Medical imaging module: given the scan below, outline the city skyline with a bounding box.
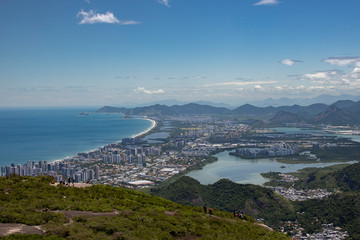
[1,0,360,107]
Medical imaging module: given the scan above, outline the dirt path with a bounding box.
[50,182,92,188]
[0,210,123,237]
[0,223,45,236]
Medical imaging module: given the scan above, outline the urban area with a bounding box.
[1,116,358,239]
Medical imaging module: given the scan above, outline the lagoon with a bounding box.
[187,127,360,186]
[187,151,356,186]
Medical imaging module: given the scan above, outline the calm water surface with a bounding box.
[0,108,152,166]
[188,127,360,185]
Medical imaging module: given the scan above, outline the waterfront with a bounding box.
[0,108,153,166]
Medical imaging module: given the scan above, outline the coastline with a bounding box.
[131,118,157,138]
[51,118,157,164]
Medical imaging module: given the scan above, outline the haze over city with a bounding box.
[1,0,360,107]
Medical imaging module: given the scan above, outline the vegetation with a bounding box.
[261,163,352,190]
[0,175,288,239]
[153,164,360,239]
[313,145,360,162]
[97,100,360,125]
[152,176,295,229]
[261,162,360,238]
[295,192,360,239]
[267,162,360,192]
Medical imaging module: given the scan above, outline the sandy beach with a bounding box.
[131,118,157,138]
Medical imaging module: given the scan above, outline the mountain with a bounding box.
[0,175,288,239]
[269,111,304,124]
[96,105,129,113]
[153,176,295,229]
[232,104,275,117]
[97,103,232,117]
[194,100,237,109]
[252,95,360,107]
[96,100,360,125]
[314,105,360,125]
[331,100,359,109]
[295,192,360,239]
[332,162,360,191]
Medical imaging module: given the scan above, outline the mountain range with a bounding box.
[96,99,360,126]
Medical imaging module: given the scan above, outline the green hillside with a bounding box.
[285,162,360,191]
[0,176,288,240]
[152,176,295,229]
[295,192,360,240]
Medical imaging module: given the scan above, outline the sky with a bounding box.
[1,0,360,107]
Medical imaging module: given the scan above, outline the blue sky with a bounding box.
[1,0,360,107]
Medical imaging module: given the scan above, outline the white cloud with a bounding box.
[77,10,140,25]
[303,71,338,80]
[134,87,164,94]
[157,0,170,7]
[280,59,302,66]
[203,80,277,87]
[353,68,360,73]
[254,0,279,6]
[308,86,325,90]
[254,85,262,89]
[184,76,206,80]
[323,56,360,66]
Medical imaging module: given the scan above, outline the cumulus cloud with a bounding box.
[77,10,140,25]
[134,87,164,94]
[323,56,360,67]
[280,59,302,66]
[254,0,279,6]
[254,85,262,89]
[353,68,360,73]
[157,0,170,7]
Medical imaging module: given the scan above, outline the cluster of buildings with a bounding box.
[0,160,100,184]
[270,186,333,201]
[235,144,296,158]
[93,145,162,167]
[277,173,299,183]
[292,223,348,239]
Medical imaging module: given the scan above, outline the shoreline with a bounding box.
[41,118,157,165]
[131,118,157,138]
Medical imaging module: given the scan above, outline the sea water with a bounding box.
[0,108,152,166]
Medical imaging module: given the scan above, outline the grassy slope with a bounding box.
[0,176,288,240]
[153,176,295,229]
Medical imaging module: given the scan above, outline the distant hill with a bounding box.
[96,99,360,125]
[0,175,288,239]
[152,176,295,229]
[331,162,360,191]
[295,192,360,239]
[313,105,360,125]
[290,162,360,191]
[252,94,360,107]
[269,111,304,124]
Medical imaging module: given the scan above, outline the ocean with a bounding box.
[0,108,152,166]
